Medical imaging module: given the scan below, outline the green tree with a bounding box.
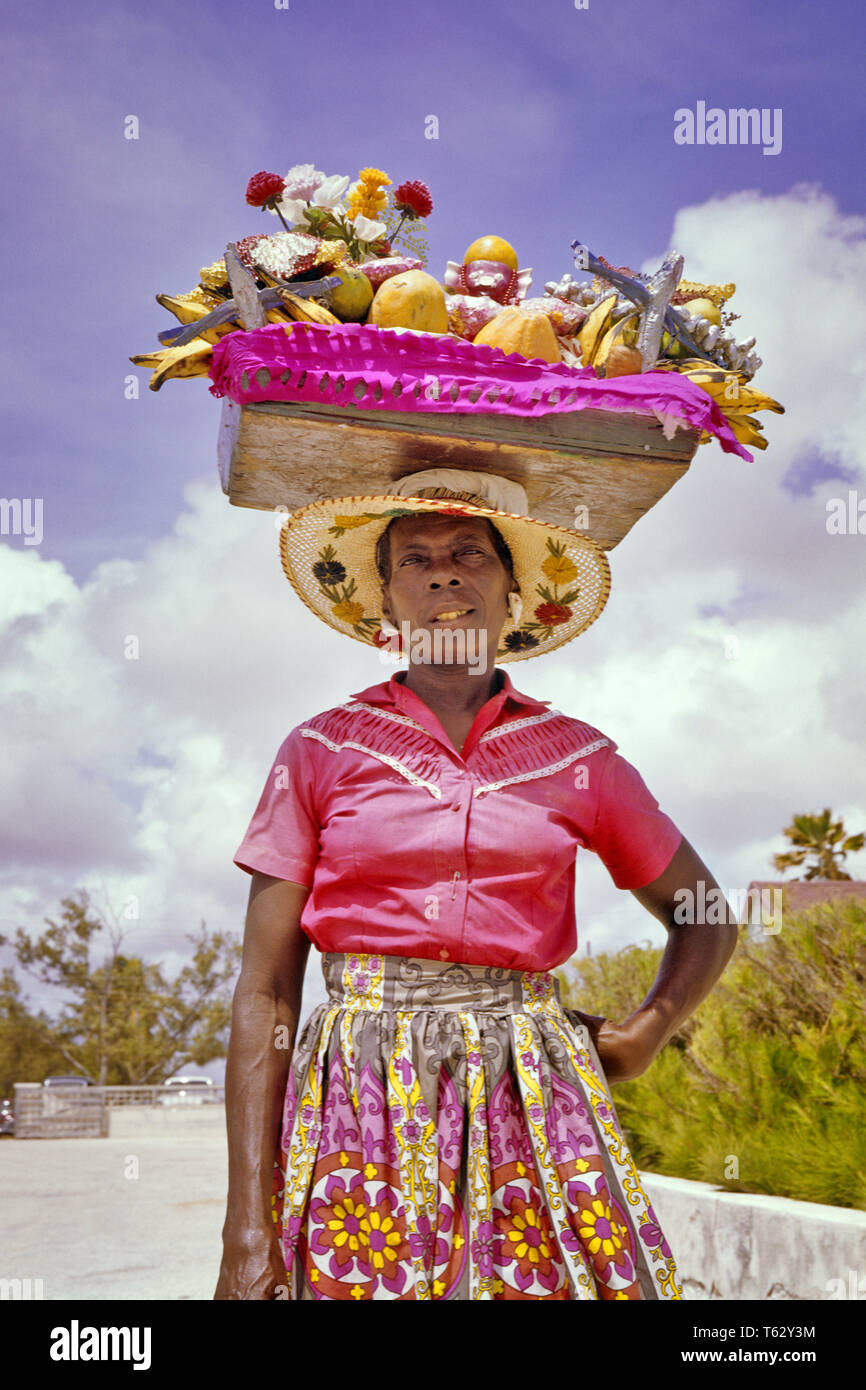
[0,968,68,1095]
[0,891,242,1087]
[773,808,865,880]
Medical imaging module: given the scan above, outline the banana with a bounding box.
[667,360,784,415]
[129,338,214,391]
[655,356,782,450]
[593,312,640,370]
[723,382,784,415]
[577,293,618,366]
[156,291,239,345]
[274,289,341,325]
[157,300,239,346]
[725,413,769,450]
[156,290,223,324]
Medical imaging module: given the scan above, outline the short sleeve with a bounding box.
[233,729,320,887]
[586,744,682,890]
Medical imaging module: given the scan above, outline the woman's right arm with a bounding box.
[214,871,311,1299]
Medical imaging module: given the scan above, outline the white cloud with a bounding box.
[3,186,865,1038]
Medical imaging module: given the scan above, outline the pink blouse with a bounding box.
[233,669,683,972]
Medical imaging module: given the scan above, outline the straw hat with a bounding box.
[278,469,611,662]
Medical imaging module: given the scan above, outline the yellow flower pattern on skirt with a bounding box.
[271,952,683,1301]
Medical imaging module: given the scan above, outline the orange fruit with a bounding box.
[464,235,519,270]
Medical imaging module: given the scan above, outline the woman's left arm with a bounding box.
[573,836,739,1083]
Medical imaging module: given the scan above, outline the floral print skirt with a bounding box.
[272,951,683,1301]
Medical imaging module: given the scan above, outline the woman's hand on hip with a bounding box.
[569,1009,663,1084]
[214,1224,289,1300]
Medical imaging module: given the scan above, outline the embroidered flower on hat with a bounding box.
[503,630,541,653]
[312,554,347,585]
[310,543,379,639]
[535,602,573,627]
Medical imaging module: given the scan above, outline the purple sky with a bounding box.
[2,0,865,1042]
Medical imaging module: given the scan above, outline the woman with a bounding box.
[214,468,737,1301]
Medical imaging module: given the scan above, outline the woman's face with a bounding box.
[381,514,517,667]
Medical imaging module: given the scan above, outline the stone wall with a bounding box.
[641,1171,866,1300]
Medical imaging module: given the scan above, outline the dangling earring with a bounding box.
[507,591,523,625]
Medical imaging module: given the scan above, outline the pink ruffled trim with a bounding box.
[207,321,752,460]
[302,701,610,791]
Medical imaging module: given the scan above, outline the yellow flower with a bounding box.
[350,1283,365,1299]
[577,1197,624,1259]
[542,553,578,585]
[328,1195,370,1254]
[332,599,365,624]
[507,1207,552,1263]
[347,168,391,222]
[333,513,375,530]
[364,1162,377,1180]
[359,166,391,187]
[347,190,389,220]
[368,1210,402,1269]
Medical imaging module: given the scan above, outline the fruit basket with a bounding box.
[131,161,784,550]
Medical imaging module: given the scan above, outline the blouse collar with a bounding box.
[350,668,550,713]
[348,669,551,756]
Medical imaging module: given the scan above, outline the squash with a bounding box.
[603,344,643,378]
[367,269,449,333]
[472,307,561,364]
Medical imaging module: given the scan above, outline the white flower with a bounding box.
[268,196,308,225]
[311,174,350,208]
[282,162,325,200]
[353,214,388,242]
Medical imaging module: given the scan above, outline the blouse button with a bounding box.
[450,803,461,812]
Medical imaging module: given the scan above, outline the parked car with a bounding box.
[0,1098,14,1136]
[159,1075,216,1106]
[41,1074,96,1117]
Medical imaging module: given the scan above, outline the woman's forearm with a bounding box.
[625,838,740,1052]
[222,972,304,1237]
[627,917,738,1048]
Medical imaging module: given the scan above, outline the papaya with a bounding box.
[367,270,449,333]
[473,307,561,364]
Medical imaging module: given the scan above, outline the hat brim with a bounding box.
[278,494,611,662]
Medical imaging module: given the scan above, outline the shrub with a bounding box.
[557,895,866,1209]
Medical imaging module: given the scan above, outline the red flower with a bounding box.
[245,171,287,208]
[393,179,433,219]
[535,602,572,627]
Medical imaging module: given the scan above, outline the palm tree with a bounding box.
[773,809,865,880]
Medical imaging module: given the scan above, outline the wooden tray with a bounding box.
[218,396,700,551]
